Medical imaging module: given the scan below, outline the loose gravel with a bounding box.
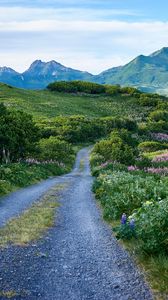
[0,148,153,300]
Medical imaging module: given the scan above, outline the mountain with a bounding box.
[95,47,168,94]
[22,60,94,89]
[1,47,168,93]
[0,60,93,90]
[0,67,24,88]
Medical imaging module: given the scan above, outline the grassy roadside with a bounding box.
[109,220,168,300]
[0,144,87,198]
[0,163,69,197]
[0,184,67,247]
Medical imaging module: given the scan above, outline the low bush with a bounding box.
[38,137,75,165]
[148,110,168,122]
[93,171,167,220]
[0,162,68,196]
[102,116,137,133]
[138,95,158,107]
[130,199,168,254]
[92,138,135,165]
[146,121,168,133]
[138,141,168,152]
[47,81,106,94]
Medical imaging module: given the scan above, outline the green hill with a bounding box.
[96,47,168,94]
[0,83,149,123]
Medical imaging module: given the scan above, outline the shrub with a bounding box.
[38,137,75,165]
[148,110,168,122]
[102,117,137,133]
[131,199,168,254]
[0,104,40,162]
[90,153,105,168]
[138,95,158,107]
[110,129,138,148]
[93,138,135,165]
[138,141,168,152]
[105,85,121,95]
[120,86,139,96]
[93,171,167,220]
[135,156,151,169]
[147,121,168,133]
[47,81,106,94]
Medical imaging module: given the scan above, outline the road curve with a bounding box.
[0,148,87,227]
[0,148,153,300]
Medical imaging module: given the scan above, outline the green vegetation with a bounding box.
[95,47,168,95]
[0,290,19,299]
[0,103,39,163]
[0,82,151,121]
[0,163,68,196]
[0,184,66,246]
[0,80,168,296]
[90,105,168,297]
[47,80,106,94]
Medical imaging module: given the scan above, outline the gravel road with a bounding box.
[0,148,153,300]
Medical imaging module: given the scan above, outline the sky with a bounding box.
[0,0,168,74]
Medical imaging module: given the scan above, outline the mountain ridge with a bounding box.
[1,47,168,94]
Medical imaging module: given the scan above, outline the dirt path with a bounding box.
[0,148,153,299]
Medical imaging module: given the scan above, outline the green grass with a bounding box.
[144,150,168,159]
[122,240,168,300]
[0,163,69,197]
[0,184,67,246]
[0,290,19,299]
[0,83,150,122]
[110,219,168,299]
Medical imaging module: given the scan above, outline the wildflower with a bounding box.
[147,167,168,175]
[151,132,168,141]
[129,219,135,230]
[128,166,139,171]
[152,153,168,162]
[121,213,127,225]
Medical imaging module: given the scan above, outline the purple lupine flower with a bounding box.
[121,213,127,225]
[129,219,135,230]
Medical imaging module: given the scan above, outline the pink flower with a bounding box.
[152,153,168,162]
[151,132,168,141]
[128,166,139,171]
[147,167,168,175]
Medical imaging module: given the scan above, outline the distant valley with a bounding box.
[1,47,168,94]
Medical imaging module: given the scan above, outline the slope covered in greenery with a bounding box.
[96,47,168,95]
[0,83,155,122]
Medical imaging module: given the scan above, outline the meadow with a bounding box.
[1,81,168,297]
[0,83,150,122]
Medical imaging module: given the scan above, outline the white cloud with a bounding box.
[0,5,167,74]
[0,6,139,22]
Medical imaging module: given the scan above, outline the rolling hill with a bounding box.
[0,83,149,123]
[96,47,168,94]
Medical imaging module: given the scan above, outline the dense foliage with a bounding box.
[91,106,168,258]
[47,81,106,94]
[38,137,75,164]
[0,103,39,163]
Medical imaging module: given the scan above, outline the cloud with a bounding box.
[0,6,139,23]
[0,5,167,74]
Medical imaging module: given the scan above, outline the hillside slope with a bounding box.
[0,83,149,122]
[96,47,168,94]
